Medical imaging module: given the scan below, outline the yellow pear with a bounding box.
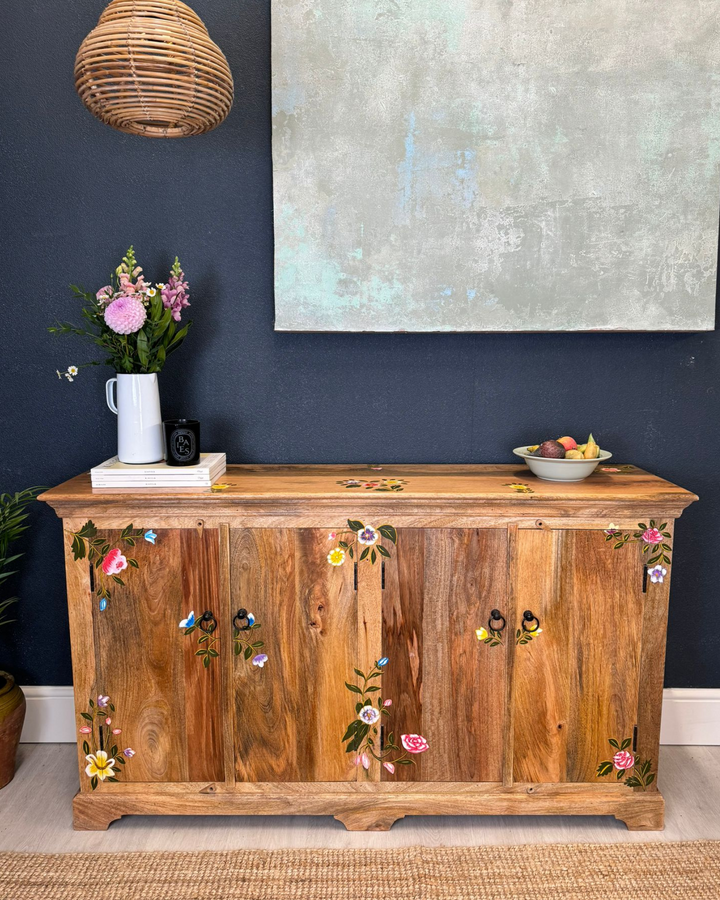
[583,433,600,459]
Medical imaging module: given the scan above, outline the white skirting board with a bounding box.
[18,686,720,745]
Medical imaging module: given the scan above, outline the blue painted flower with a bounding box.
[179,611,195,629]
[357,526,379,545]
[376,657,389,668]
[252,654,268,668]
[247,613,255,627]
[144,530,157,544]
[99,598,107,612]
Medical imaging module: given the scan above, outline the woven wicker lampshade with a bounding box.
[75,0,234,138]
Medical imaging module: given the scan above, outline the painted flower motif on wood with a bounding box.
[327,520,397,566]
[596,736,656,790]
[180,610,266,669]
[475,624,542,647]
[336,477,408,492]
[342,658,428,774]
[79,695,135,790]
[504,482,535,494]
[604,519,672,570]
[68,521,155,609]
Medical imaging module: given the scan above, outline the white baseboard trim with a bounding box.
[659,688,720,746]
[19,686,720,745]
[20,686,76,743]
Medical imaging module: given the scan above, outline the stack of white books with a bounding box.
[91,453,227,488]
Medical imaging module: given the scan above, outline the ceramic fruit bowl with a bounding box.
[513,447,613,482]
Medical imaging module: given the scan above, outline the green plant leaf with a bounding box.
[81,712,93,721]
[345,682,362,694]
[244,646,252,660]
[91,776,98,791]
[596,761,613,777]
[378,525,397,544]
[371,549,377,564]
[353,668,365,679]
[359,547,369,561]
[376,545,390,558]
[82,741,90,754]
[645,772,655,786]
[347,520,364,532]
[620,737,631,750]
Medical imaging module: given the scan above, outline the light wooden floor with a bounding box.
[1,744,719,852]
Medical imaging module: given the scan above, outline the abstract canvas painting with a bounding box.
[272,1,719,332]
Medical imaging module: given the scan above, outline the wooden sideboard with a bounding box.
[40,464,697,831]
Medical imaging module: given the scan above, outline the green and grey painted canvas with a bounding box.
[272,1,719,332]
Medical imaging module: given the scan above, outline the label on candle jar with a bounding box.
[169,428,196,462]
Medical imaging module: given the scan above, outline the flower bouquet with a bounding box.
[49,246,191,377]
[49,247,193,463]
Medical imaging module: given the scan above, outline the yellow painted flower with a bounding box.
[85,750,116,781]
[475,627,488,641]
[327,547,346,566]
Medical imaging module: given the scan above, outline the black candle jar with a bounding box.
[164,419,201,466]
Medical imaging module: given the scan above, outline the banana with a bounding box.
[583,433,600,459]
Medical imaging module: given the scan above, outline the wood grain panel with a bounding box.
[381,529,425,782]
[512,529,569,782]
[93,529,223,783]
[514,529,645,783]
[232,529,357,782]
[382,529,507,783]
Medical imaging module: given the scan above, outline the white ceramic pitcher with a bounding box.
[105,373,164,464]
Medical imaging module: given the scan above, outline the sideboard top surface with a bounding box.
[40,465,698,516]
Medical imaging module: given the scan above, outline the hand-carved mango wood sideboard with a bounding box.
[40,464,697,832]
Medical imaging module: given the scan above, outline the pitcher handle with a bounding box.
[105,378,118,415]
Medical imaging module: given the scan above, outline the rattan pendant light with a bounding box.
[75,0,234,138]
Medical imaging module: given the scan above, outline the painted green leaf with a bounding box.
[397,759,414,765]
[81,712,93,721]
[348,520,364,532]
[345,682,362,694]
[625,776,641,788]
[91,776,98,791]
[353,668,365,679]
[370,549,377,564]
[348,547,354,559]
[112,575,124,585]
[359,547,369,561]
[203,655,210,668]
[339,541,349,549]
[365,686,381,693]
[596,761,613,776]
[620,737,631,750]
[377,545,390,558]
[608,738,620,749]
[71,534,86,561]
[127,558,139,568]
[82,740,90,754]
[639,523,648,530]
[244,646,252,660]
[616,769,625,780]
[378,525,397,544]
[234,644,241,656]
[208,648,219,657]
[342,721,360,741]
[252,641,264,649]
[645,773,655,786]
[78,521,97,539]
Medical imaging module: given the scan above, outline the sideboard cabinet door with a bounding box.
[87,528,224,783]
[512,528,646,783]
[381,528,509,782]
[230,528,358,782]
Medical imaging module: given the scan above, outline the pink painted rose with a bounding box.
[401,734,429,754]
[383,762,395,774]
[79,726,91,734]
[383,699,392,707]
[102,548,127,576]
[361,753,370,770]
[613,750,635,770]
[641,528,663,545]
[112,728,122,735]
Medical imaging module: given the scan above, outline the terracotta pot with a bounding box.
[0,672,26,789]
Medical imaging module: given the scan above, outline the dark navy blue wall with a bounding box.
[1,1,717,686]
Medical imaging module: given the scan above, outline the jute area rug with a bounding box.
[2,841,719,900]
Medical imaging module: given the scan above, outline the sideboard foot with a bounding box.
[334,810,406,831]
[615,794,665,831]
[73,793,123,831]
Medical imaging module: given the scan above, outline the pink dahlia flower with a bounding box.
[104,297,147,334]
[102,547,127,575]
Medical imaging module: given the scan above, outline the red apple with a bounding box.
[557,436,577,451]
